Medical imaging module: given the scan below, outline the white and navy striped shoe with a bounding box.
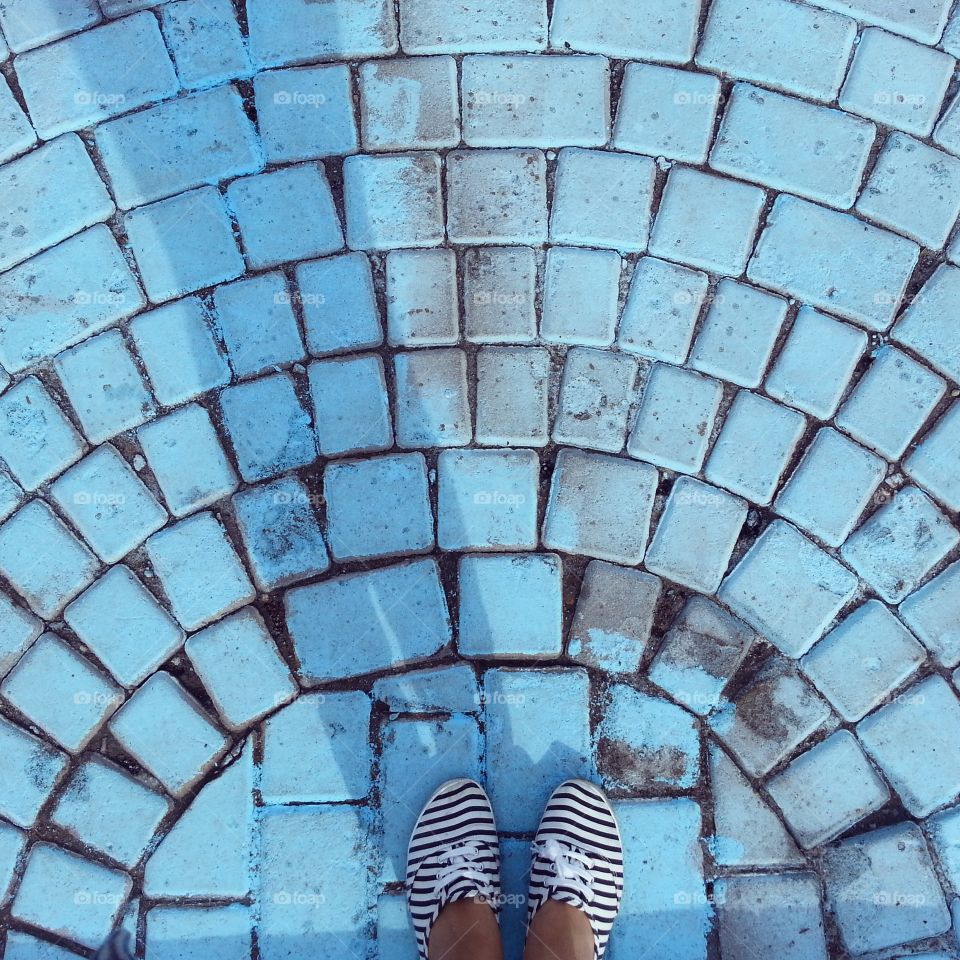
[526,779,624,960]
[406,779,502,960]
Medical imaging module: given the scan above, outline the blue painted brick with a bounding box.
[213,273,305,379]
[373,664,480,715]
[458,554,562,657]
[162,0,252,89]
[309,354,393,456]
[146,905,251,960]
[0,0,99,54]
[297,252,383,356]
[0,716,67,827]
[125,187,244,302]
[324,454,434,562]
[0,75,36,164]
[53,330,155,444]
[386,248,459,346]
[219,373,316,483]
[906,401,960,513]
[254,64,358,163]
[130,298,230,407]
[399,0,545,54]
[138,404,238,517]
[475,346,550,448]
[541,247,621,346]
[437,448,539,550]
[893,264,960,383]
[0,589,39,677]
[463,247,538,344]
[232,477,330,591]
[394,349,471,448]
[228,164,344,270]
[285,560,451,683]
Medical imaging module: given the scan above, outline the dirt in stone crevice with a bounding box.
[598,735,691,794]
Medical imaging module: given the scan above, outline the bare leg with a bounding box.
[429,898,504,960]
[523,901,594,960]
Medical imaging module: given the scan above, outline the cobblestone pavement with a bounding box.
[1,1,960,958]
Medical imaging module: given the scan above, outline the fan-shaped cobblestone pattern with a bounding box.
[1,1,960,958]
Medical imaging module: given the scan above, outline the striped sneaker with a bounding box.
[406,779,502,960]
[526,780,624,960]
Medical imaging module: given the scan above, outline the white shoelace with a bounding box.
[537,838,596,905]
[433,841,494,901]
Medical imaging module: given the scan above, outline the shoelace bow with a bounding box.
[433,840,495,902]
[537,838,596,905]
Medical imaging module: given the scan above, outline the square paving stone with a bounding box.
[1,632,121,752]
[254,64,358,163]
[775,428,886,548]
[373,664,480,716]
[0,500,99,619]
[857,134,960,250]
[649,596,755,715]
[324,453,434,562]
[186,609,296,731]
[842,486,959,604]
[379,714,481,882]
[551,0,700,61]
[64,565,185,688]
[768,730,889,849]
[0,376,84,491]
[697,0,856,102]
[893,264,960,383]
[344,152,443,250]
[398,0,546,53]
[437,449,539,551]
[227,164,344,269]
[458,554,562,657]
[446,149,547,245]
[232,477,329,592]
[906,400,960,511]
[542,449,658,565]
[52,757,170,868]
[840,27,954,137]
[709,655,834,777]
[483,669,592,832]
[613,63,720,164]
[309,354,393,457]
[212,273,305,379]
[146,904,252,960]
[541,247,621,347]
[109,672,228,797]
[721,520,858,657]
[627,363,723,474]
[259,805,372,960]
[138,404,238,517]
[0,470,22,526]
[748,196,919,332]
[708,746,803,868]
[928,805,960,894]
[360,56,459,151]
[53,331,155,444]
[689,281,788,388]
[162,0,252,89]
[144,512,255,631]
[0,820,25,902]
[476,347,550,447]
[838,346,946,460]
[125,187,244,302]
[650,166,766,277]
[296,252,383,357]
[822,823,951,955]
[550,148,655,252]
[857,675,960,817]
[617,257,709,364]
[0,591,40,679]
[715,873,829,960]
[261,691,371,803]
[936,90,960,154]
[765,307,868,419]
[50,445,167,564]
[553,348,638,453]
[900,560,960,668]
[463,247,538,343]
[386,248,459,346]
[596,684,700,792]
[0,76,35,165]
[0,716,68,828]
[461,54,609,148]
[394,348,471,448]
[801,600,927,722]
[645,477,747,594]
[285,560,451,683]
[568,561,661,675]
[0,0,99,53]
[219,373,316,483]
[11,843,131,949]
[130,298,230,407]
